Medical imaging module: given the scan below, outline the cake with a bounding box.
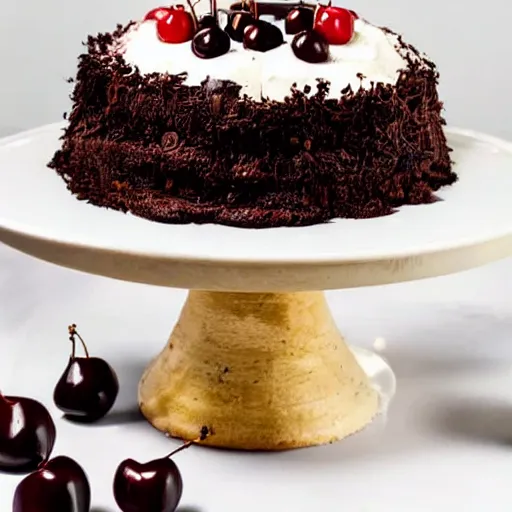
[49,0,457,228]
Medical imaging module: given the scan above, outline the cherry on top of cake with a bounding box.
[143,1,359,62]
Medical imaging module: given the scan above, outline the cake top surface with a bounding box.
[104,2,430,102]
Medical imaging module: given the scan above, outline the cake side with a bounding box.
[49,9,456,228]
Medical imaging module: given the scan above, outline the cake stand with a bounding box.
[0,123,512,451]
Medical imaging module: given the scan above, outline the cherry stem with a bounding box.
[167,441,194,458]
[0,394,14,405]
[166,427,210,459]
[186,0,199,32]
[69,335,76,359]
[211,0,217,24]
[252,0,258,19]
[68,324,90,359]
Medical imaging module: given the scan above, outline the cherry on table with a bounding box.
[314,4,354,45]
[285,6,314,35]
[0,394,56,474]
[225,10,255,42]
[157,5,196,43]
[144,7,172,22]
[192,26,231,58]
[243,20,284,52]
[114,427,210,512]
[53,324,119,423]
[13,456,91,512]
[114,457,182,512]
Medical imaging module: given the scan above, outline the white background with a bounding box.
[1,1,512,511]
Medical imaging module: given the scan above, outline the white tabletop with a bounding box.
[0,242,511,511]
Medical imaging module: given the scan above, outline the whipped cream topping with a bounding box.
[115,15,415,102]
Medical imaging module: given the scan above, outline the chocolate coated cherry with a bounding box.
[53,324,119,423]
[285,6,314,34]
[292,30,330,63]
[0,394,56,474]
[198,13,217,30]
[13,456,91,512]
[243,20,284,52]
[192,26,231,58]
[225,10,255,42]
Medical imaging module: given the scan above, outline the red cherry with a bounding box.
[157,5,195,44]
[314,5,354,45]
[144,7,172,22]
[316,4,327,19]
[349,10,359,19]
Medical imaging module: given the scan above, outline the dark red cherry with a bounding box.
[53,324,119,423]
[225,10,255,42]
[292,30,329,63]
[157,5,195,43]
[285,6,314,34]
[0,394,56,474]
[243,20,284,52]
[314,5,354,45]
[198,14,217,30]
[114,457,183,512]
[13,456,91,512]
[192,26,231,58]
[144,7,172,22]
[349,9,359,19]
[113,427,210,512]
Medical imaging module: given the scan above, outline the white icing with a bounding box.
[116,15,414,101]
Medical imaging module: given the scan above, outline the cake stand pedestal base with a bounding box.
[138,291,384,450]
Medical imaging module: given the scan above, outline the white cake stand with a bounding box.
[0,123,511,450]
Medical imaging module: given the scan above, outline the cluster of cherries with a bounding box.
[288,3,358,63]
[144,1,358,62]
[1,325,200,512]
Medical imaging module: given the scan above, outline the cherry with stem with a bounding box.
[114,427,211,512]
[53,324,119,423]
[68,324,89,359]
[13,456,91,512]
[193,0,231,58]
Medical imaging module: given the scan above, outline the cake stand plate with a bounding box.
[1,123,512,291]
[0,123,511,450]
